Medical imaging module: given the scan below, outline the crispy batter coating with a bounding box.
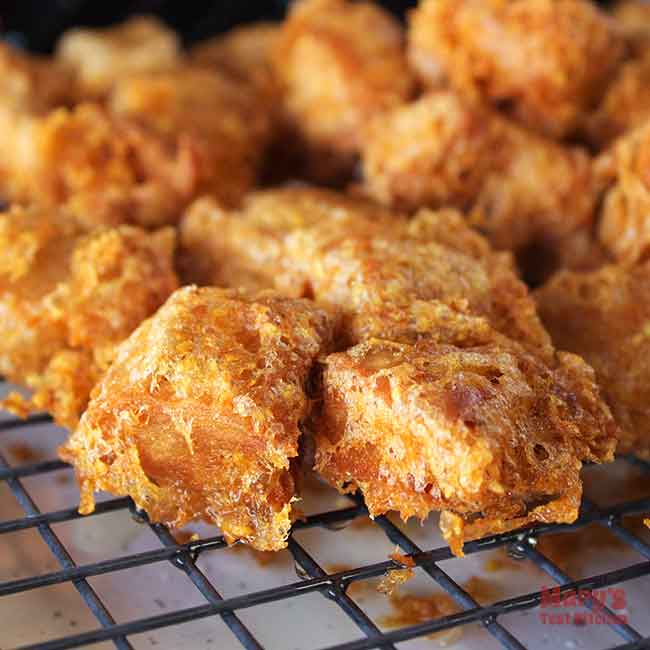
[178,187,617,553]
[0,103,197,229]
[536,261,650,458]
[60,286,339,550]
[408,0,625,139]
[361,91,600,255]
[315,332,617,555]
[585,53,650,148]
[272,0,415,181]
[0,67,268,227]
[0,43,73,114]
[56,16,181,97]
[0,204,178,428]
[109,68,271,207]
[596,120,650,265]
[190,22,281,100]
[179,188,553,358]
[612,0,650,55]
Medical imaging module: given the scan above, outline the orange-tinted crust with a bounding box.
[272,0,415,182]
[596,121,650,265]
[60,286,339,550]
[408,0,625,139]
[536,261,650,459]
[0,204,178,428]
[55,16,181,98]
[315,334,616,555]
[361,91,600,257]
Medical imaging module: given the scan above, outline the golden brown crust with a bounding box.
[408,0,625,139]
[0,204,178,428]
[179,188,553,358]
[0,66,269,227]
[585,53,650,148]
[535,261,650,459]
[60,286,339,550]
[315,333,616,554]
[596,121,650,265]
[0,43,74,114]
[56,16,182,98]
[361,91,600,256]
[272,0,415,181]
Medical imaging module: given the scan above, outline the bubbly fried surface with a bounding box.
[0,103,197,228]
[190,22,281,99]
[0,43,73,114]
[56,16,181,97]
[0,205,178,428]
[315,333,617,555]
[60,286,339,550]
[109,68,271,208]
[585,53,650,148]
[179,187,617,552]
[596,120,650,265]
[0,67,268,227]
[361,91,600,255]
[536,262,650,459]
[179,188,553,358]
[272,0,414,181]
[408,0,625,139]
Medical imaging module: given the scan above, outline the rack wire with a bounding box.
[1,408,650,650]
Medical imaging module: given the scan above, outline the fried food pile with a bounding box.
[2,0,650,555]
[179,188,617,553]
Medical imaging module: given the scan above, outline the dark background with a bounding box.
[0,0,418,52]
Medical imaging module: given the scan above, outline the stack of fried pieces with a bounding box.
[1,0,649,556]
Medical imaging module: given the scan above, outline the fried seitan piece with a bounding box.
[179,188,553,358]
[272,0,415,182]
[60,286,338,550]
[536,261,650,459]
[109,67,270,209]
[0,67,268,227]
[315,332,617,555]
[361,91,600,257]
[585,53,650,149]
[596,120,650,265]
[56,16,181,98]
[0,43,73,114]
[190,22,281,100]
[0,205,178,428]
[408,0,625,139]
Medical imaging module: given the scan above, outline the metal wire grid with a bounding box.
[1,412,650,650]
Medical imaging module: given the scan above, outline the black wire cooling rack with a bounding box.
[1,409,650,650]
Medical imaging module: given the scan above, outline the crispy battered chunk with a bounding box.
[56,16,181,97]
[596,120,650,265]
[536,261,650,458]
[190,22,281,99]
[315,333,616,555]
[585,53,650,148]
[0,103,197,229]
[179,188,553,358]
[0,66,268,227]
[612,0,650,55]
[272,0,415,181]
[361,91,599,256]
[0,205,178,428]
[60,286,339,550]
[109,68,271,208]
[408,0,625,139]
[0,43,73,114]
